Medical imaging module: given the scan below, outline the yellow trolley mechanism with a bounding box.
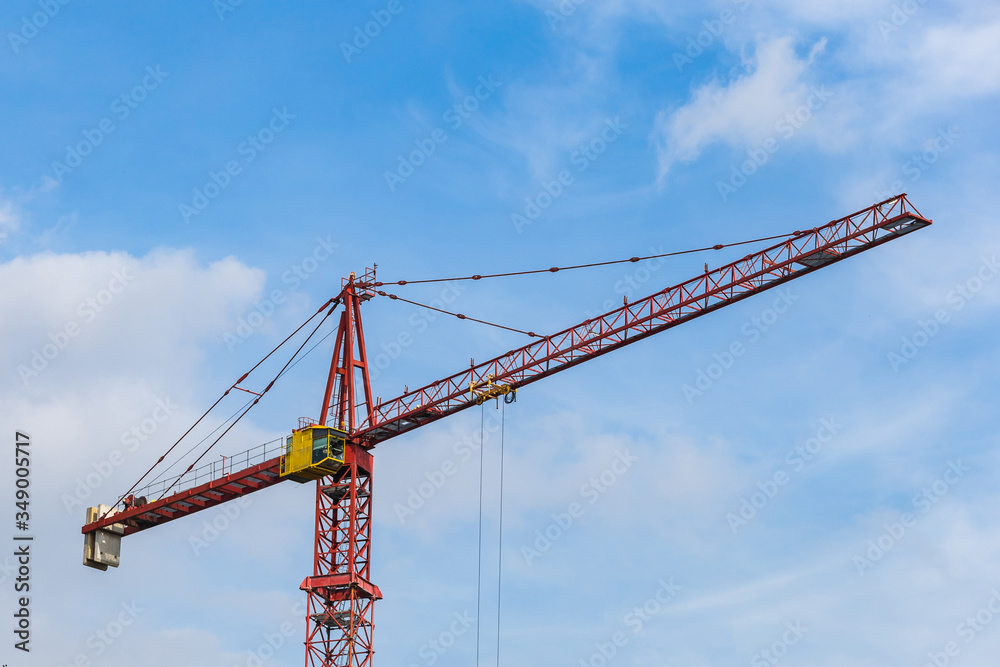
[469,373,516,407]
[280,424,348,483]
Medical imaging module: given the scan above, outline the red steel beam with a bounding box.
[83,456,282,535]
[356,194,931,444]
[83,194,931,537]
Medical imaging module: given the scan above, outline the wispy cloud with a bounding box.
[0,194,18,242]
[473,53,624,180]
[652,37,827,184]
[903,18,1000,100]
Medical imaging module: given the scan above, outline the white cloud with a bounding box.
[0,178,64,244]
[474,53,623,180]
[1,248,266,392]
[0,248,350,511]
[566,0,681,28]
[513,0,999,194]
[765,0,893,25]
[652,37,827,183]
[0,247,330,665]
[379,408,742,544]
[905,18,1000,99]
[519,0,682,33]
[0,198,17,228]
[0,193,19,242]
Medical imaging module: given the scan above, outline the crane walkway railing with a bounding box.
[129,437,286,504]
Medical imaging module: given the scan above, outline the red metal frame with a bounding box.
[302,441,379,666]
[305,276,380,666]
[356,195,930,444]
[87,457,283,536]
[320,273,375,432]
[81,195,932,665]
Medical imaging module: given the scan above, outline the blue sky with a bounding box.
[2,1,1000,665]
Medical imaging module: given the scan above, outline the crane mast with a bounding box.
[81,194,932,666]
[303,269,379,666]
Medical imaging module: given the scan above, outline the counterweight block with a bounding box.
[83,504,124,570]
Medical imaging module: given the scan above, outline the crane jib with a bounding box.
[361,196,930,445]
[81,195,931,546]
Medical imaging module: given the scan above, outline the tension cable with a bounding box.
[376,291,537,338]
[104,297,340,520]
[374,232,801,287]
[154,298,340,501]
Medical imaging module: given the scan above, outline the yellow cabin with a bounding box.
[280,425,347,482]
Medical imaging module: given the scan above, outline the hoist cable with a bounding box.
[376,291,537,338]
[475,404,486,667]
[496,400,506,667]
[373,232,800,287]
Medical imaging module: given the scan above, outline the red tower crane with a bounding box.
[82,195,931,665]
